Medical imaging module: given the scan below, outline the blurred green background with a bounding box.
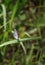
[0,0,45,65]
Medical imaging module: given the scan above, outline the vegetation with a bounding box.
[0,0,45,65]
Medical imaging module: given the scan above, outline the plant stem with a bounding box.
[0,36,41,48]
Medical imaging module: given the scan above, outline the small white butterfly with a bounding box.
[13,29,18,39]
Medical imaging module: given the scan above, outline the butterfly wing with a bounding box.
[13,29,18,39]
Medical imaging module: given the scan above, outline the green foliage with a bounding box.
[0,0,45,65]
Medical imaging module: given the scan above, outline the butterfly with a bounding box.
[13,29,19,39]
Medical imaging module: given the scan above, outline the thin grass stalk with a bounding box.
[0,36,41,48]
